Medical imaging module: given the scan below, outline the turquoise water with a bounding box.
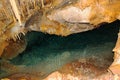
[0,21,120,78]
[12,21,119,65]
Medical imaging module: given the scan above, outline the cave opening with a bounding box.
[0,21,120,79]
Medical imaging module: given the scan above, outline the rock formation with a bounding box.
[0,0,120,79]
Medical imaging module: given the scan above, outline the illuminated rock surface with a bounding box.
[1,38,27,59]
[0,0,120,80]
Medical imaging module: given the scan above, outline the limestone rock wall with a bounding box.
[0,1,120,79]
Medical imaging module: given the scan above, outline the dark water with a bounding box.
[0,21,120,78]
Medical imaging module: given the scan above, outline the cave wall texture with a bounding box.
[0,0,120,79]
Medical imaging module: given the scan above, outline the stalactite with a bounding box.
[8,4,16,22]
[41,0,45,8]
[2,8,9,20]
[0,9,4,19]
[9,0,22,25]
[34,0,36,9]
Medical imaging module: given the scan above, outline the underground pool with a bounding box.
[0,21,120,79]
